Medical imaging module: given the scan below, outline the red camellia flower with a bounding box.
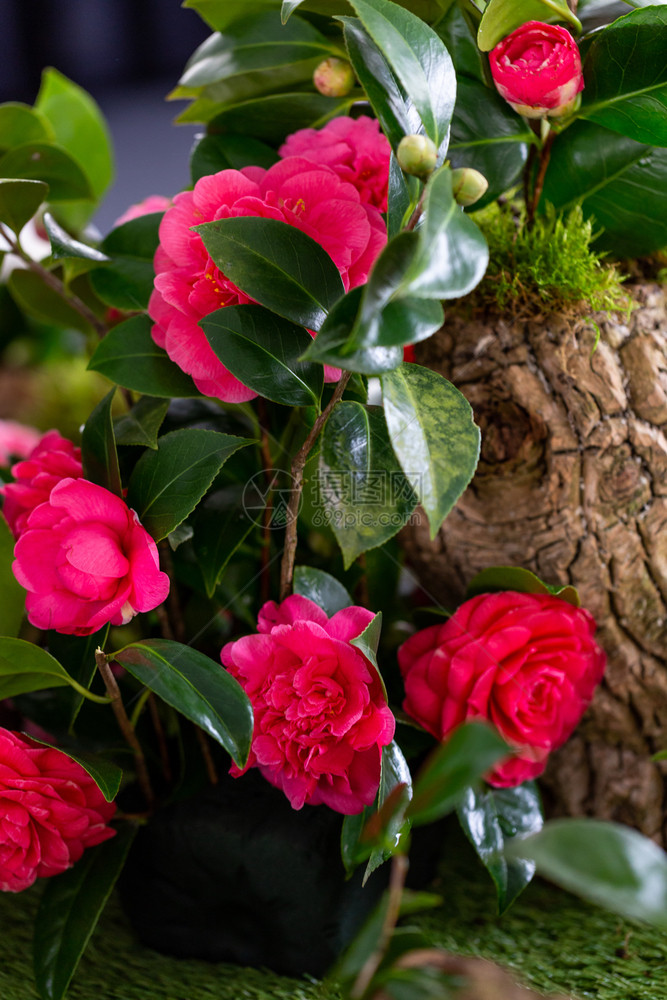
[1,430,83,538]
[221,595,396,814]
[398,591,606,787]
[0,729,116,893]
[12,478,170,636]
[278,116,391,211]
[489,21,584,119]
[149,157,387,401]
[114,194,172,227]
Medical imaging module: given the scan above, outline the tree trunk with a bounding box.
[405,280,667,843]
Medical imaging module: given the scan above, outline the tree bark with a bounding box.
[404,280,667,843]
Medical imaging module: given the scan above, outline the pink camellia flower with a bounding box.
[221,595,396,814]
[0,728,116,893]
[12,478,170,636]
[398,591,606,787]
[149,157,387,401]
[278,116,391,211]
[114,194,172,227]
[489,21,584,119]
[1,430,83,538]
[0,420,41,467]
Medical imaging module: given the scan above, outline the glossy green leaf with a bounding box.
[0,638,78,700]
[34,823,137,1000]
[381,362,480,538]
[346,0,456,149]
[87,315,201,399]
[114,639,253,767]
[282,0,307,20]
[192,486,255,597]
[35,68,114,200]
[126,428,253,541]
[318,401,417,568]
[0,178,48,235]
[387,153,418,238]
[579,8,667,146]
[43,212,109,262]
[200,304,324,406]
[195,217,345,331]
[458,782,543,914]
[184,0,293,31]
[7,269,94,333]
[0,143,92,201]
[478,0,581,51]
[113,396,169,450]
[434,2,485,80]
[193,91,355,135]
[449,77,533,207]
[350,611,383,676]
[0,102,55,148]
[506,818,667,929]
[466,565,581,606]
[90,212,162,311]
[81,389,122,498]
[293,565,353,614]
[190,133,278,184]
[44,626,110,731]
[407,722,509,827]
[541,120,667,257]
[25,737,122,803]
[0,514,25,638]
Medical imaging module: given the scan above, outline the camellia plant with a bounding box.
[0,1,667,998]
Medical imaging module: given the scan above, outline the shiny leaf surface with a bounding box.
[0,638,77,700]
[113,397,169,450]
[0,143,92,201]
[478,0,581,51]
[90,212,162,311]
[81,389,122,498]
[0,178,48,235]
[293,565,353,615]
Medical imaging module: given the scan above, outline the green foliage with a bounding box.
[470,202,632,314]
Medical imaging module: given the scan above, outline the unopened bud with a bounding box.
[451,167,488,207]
[396,134,438,178]
[313,58,355,98]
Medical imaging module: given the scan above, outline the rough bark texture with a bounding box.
[404,281,667,844]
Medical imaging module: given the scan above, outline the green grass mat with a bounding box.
[1,829,666,1000]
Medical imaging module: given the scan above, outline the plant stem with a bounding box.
[279,371,351,601]
[257,398,275,604]
[527,130,555,227]
[405,186,427,232]
[95,647,155,807]
[350,853,410,998]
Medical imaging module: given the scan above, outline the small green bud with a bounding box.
[451,167,488,207]
[396,134,438,178]
[313,58,355,98]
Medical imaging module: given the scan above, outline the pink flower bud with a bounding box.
[313,57,356,98]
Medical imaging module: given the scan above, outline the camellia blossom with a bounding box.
[149,157,387,401]
[12,478,170,636]
[0,420,41,467]
[1,430,83,538]
[278,116,391,211]
[398,591,606,787]
[0,728,116,893]
[221,595,396,814]
[114,194,172,227]
[489,21,584,119]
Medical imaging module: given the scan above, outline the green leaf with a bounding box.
[87,315,201,399]
[541,120,667,257]
[466,565,581,606]
[346,0,456,149]
[89,212,162,311]
[282,0,307,20]
[0,178,48,235]
[434,2,485,80]
[34,824,137,1000]
[381,362,480,539]
[478,0,581,51]
[197,91,355,135]
[200,304,324,406]
[305,285,405,374]
[506,818,667,929]
[81,389,122,498]
[398,166,488,299]
[0,514,25,638]
[458,782,543,914]
[0,143,93,201]
[192,486,255,597]
[190,133,278,184]
[293,565,353,614]
[113,396,169,450]
[114,639,253,767]
[407,722,509,827]
[0,103,55,149]
[194,217,345,332]
[578,8,667,146]
[35,68,114,201]
[350,611,383,676]
[184,0,295,31]
[24,737,122,803]
[43,211,109,262]
[126,428,253,541]
[318,401,417,568]
[7,269,93,333]
[0,638,78,700]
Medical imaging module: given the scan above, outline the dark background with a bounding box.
[1,0,211,231]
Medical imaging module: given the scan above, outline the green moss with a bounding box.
[470,203,632,316]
